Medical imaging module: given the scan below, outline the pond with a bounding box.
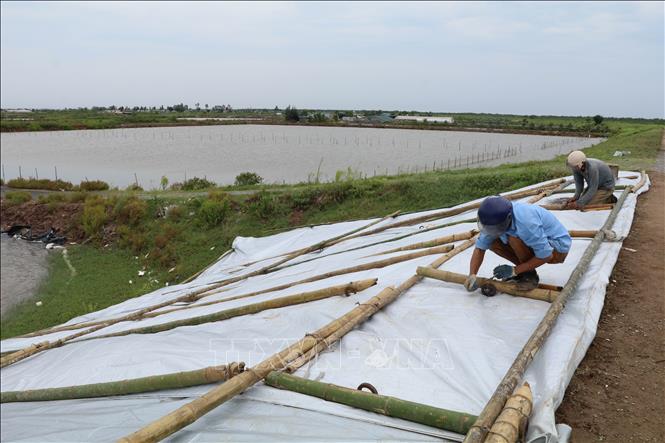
[0,125,604,188]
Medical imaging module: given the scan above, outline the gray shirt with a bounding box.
[570,158,615,207]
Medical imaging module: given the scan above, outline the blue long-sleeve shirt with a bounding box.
[476,202,571,259]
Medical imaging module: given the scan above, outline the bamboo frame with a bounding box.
[415,267,558,302]
[264,371,478,435]
[1,363,245,403]
[117,239,479,442]
[463,183,637,443]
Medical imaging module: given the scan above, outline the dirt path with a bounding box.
[555,148,665,440]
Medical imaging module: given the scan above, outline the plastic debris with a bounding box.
[138,270,146,277]
[35,301,43,307]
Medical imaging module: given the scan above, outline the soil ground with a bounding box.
[555,145,665,441]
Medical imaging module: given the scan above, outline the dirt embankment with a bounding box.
[555,168,665,440]
[0,201,85,242]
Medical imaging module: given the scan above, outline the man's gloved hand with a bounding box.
[493,264,516,281]
[464,274,478,292]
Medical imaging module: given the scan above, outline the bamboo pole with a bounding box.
[1,363,245,403]
[272,217,478,272]
[463,186,635,443]
[117,239,479,443]
[415,268,558,302]
[368,230,478,256]
[180,249,233,284]
[285,237,478,373]
[631,170,647,193]
[569,230,598,238]
[485,383,532,443]
[551,184,627,195]
[241,210,401,267]
[539,203,614,211]
[264,371,477,435]
[79,279,378,342]
[527,179,573,204]
[341,180,565,242]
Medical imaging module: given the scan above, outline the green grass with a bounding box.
[1,124,662,339]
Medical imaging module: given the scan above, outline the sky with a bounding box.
[1,1,663,118]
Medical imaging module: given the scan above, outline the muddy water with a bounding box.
[0,235,49,317]
[0,125,604,188]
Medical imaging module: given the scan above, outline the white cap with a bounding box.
[567,150,586,168]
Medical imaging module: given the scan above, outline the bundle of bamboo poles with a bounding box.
[463,181,639,443]
[1,363,245,403]
[117,237,479,443]
[264,371,478,435]
[485,383,532,443]
[415,267,559,302]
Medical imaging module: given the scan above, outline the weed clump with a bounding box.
[199,192,231,227]
[79,180,110,191]
[81,197,108,238]
[4,191,32,205]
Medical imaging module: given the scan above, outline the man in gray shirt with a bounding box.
[565,150,616,209]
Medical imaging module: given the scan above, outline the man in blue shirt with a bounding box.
[464,196,572,292]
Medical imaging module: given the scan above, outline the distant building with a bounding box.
[3,108,32,113]
[367,113,394,124]
[395,115,454,123]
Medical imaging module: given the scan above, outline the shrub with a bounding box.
[4,191,32,205]
[82,200,108,237]
[160,176,169,190]
[181,177,216,191]
[79,180,110,191]
[199,198,230,227]
[234,172,263,186]
[114,196,148,226]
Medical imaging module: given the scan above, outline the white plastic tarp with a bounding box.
[0,172,649,442]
